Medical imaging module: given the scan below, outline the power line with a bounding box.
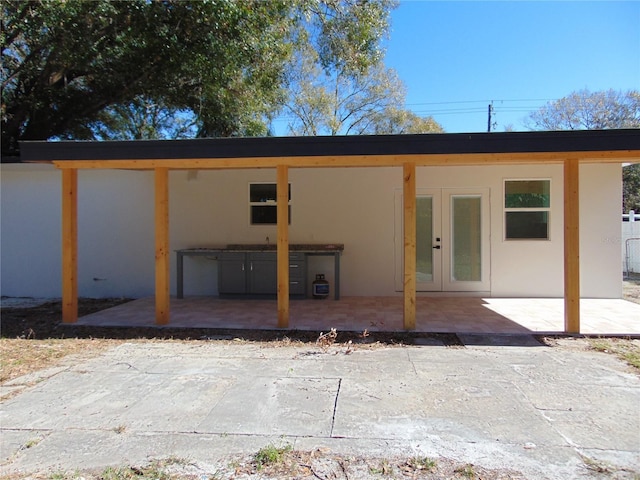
[404,98,557,108]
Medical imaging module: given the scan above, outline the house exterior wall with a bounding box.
[1,164,155,298]
[580,164,623,297]
[1,161,622,299]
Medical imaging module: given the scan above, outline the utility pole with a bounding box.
[487,103,493,132]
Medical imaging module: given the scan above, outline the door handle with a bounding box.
[432,245,441,249]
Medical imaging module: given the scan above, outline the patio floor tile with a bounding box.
[73,296,640,335]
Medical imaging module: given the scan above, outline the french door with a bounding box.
[395,188,490,292]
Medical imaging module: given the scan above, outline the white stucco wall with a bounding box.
[1,164,155,298]
[1,164,62,297]
[1,161,623,299]
[169,168,400,296]
[580,164,623,297]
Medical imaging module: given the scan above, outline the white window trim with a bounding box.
[503,178,551,241]
[248,182,291,226]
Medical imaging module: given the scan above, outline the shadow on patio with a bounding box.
[74,295,640,337]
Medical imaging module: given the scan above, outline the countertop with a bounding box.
[177,244,344,253]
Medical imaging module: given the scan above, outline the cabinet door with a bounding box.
[289,253,307,296]
[248,253,277,294]
[218,253,247,294]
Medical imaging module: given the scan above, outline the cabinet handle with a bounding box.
[290,281,299,285]
[290,264,299,268]
[250,262,253,271]
[242,263,245,271]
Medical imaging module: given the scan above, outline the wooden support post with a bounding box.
[61,168,78,323]
[277,165,290,328]
[403,163,417,330]
[564,158,580,334]
[155,168,170,325]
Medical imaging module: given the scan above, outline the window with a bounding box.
[249,183,291,225]
[504,180,550,240]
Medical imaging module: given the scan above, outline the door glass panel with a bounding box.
[452,196,481,282]
[416,197,433,282]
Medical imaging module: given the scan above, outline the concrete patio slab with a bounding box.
[1,340,639,479]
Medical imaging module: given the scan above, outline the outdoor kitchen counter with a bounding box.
[175,244,344,300]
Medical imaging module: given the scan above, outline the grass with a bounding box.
[97,464,176,480]
[588,337,640,371]
[0,338,121,384]
[454,464,477,478]
[0,451,529,480]
[579,453,616,474]
[22,437,42,449]
[254,443,293,470]
[407,456,437,471]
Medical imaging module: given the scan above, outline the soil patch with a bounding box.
[623,278,640,304]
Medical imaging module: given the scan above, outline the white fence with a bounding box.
[623,210,640,277]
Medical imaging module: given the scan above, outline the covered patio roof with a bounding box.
[20,129,640,167]
[19,129,640,333]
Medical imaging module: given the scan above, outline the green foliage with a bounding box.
[407,456,437,471]
[2,0,399,151]
[505,194,550,209]
[1,0,293,152]
[285,47,442,136]
[623,164,640,213]
[370,107,444,135]
[589,338,640,371]
[454,463,477,478]
[284,0,443,136]
[302,0,397,76]
[254,443,292,470]
[525,94,639,214]
[87,97,198,141]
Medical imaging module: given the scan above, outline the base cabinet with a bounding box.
[217,253,247,294]
[218,252,307,297]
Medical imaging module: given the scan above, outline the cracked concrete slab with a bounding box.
[1,341,639,479]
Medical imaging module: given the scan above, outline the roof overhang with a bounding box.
[19,129,640,169]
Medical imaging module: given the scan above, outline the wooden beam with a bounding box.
[51,149,640,171]
[277,165,289,328]
[61,168,78,323]
[564,158,580,334]
[403,163,417,330]
[155,168,170,325]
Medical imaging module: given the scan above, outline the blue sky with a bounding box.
[384,1,640,133]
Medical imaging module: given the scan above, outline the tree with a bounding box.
[368,107,443,135]
[1,0,293,153]
[74,97,198,141]
[525,89,640,131]
[623,164,640,213]
[525,89,640,212]
[284,24,442,136]
[2,0,398,152]
[2,0,297,150]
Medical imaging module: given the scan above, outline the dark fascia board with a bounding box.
[0,154,21,164]
[18,129,640,162]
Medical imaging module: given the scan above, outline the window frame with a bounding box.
[248,182,291,226]
[503,178,551,241]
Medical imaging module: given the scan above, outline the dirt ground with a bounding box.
[623,277,640,304]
